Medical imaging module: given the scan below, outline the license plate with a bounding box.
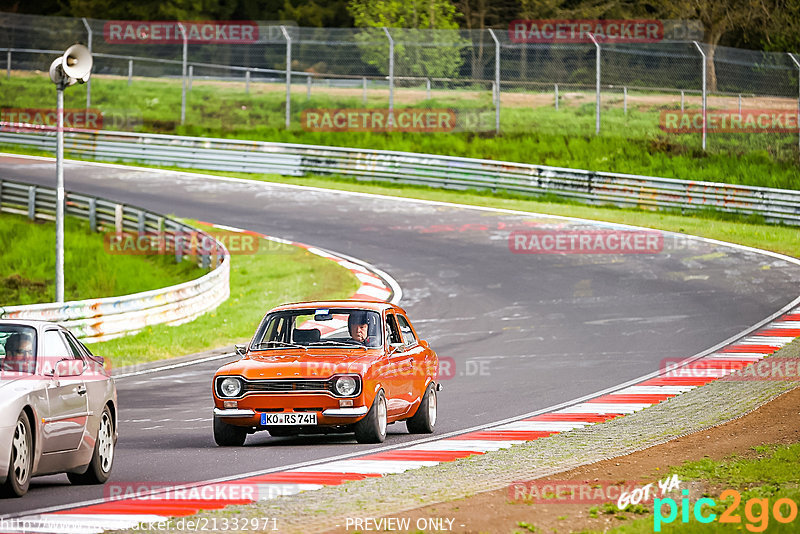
[260,412,317,425]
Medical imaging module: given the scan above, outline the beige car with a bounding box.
[0,320,117,497]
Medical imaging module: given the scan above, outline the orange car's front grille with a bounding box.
[243,379,331,393]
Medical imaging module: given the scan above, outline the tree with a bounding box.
[348,0,465,79]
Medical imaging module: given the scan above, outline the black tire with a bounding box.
[407,383,437,434]
[68,406,115,485]
[213,415,247,446]
[354,391,387,444]
[1,413,32,498]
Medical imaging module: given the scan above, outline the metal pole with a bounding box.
[82,18,92,109]
[738,93,741,113]
[307,75,311,99]
[426,78,431,100]
[681,90,685,112]
[177,22,188,125]
[188,65,193,90]
[56,87,65,303]
[127,58,133,86]
[623,86,627,114]
[555,83,559,110]
[588,33,600,134]
[245,69,250,94]
[281,25,291,129]
[6,51,10,79]
[383,27,394,113]
[488,28,500,135]
[693,41,707,151]
[789,53,800,158]
[362,77,367,105]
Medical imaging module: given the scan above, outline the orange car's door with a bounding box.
[384,312,412,417]
[396,313,427,403]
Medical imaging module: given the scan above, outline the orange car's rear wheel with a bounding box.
[213,414,247,446]
[407,383,437,434]
[355,390,387,444]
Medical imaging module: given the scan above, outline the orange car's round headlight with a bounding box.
[219,377,243,397]
[333,375,358,397]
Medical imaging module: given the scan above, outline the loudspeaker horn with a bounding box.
[61,44,93,81]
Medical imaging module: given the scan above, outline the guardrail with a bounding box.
[0,177,230,342]
[1,127,799,225]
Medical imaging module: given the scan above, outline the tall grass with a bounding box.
[0,212,202,305]
[1,74,798,190]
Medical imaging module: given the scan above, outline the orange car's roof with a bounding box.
[270,300,403,314]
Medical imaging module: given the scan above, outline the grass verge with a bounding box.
[94,230,360,368]
[594,443,800,533]
[1,73,798,188]
[0,211,203,305]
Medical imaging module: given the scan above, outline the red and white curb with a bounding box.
[4,228,800,532]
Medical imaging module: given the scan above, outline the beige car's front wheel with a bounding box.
[1,413,32,497]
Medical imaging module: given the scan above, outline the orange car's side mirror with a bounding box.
[419,339,429,349]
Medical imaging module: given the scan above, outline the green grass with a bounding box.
[0,212,203,305]
[1,73,798,189]
[93,230,360,368]
[599,443,800,533]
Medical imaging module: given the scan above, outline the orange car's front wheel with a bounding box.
[355,391,387,444]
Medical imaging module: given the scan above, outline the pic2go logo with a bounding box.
[654,489,799,532]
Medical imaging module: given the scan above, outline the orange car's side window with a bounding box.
[386,314,403,345]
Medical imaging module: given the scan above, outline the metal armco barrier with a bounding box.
[0,177,230,342]
[1,127,800,225]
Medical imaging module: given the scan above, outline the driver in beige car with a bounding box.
[1,332,35,373]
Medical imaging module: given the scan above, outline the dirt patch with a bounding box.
[336,385,800,534]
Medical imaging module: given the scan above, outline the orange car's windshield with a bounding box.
[251,308,382,350]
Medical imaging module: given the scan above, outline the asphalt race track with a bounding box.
[2,154,799,516]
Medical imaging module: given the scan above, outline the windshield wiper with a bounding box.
[254,341,308,351]
[308,340,369,349]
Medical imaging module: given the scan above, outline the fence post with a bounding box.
[281,25,292,129]
[177,22,188,125]
[488,28,500,135]
[788,53,800,158]
[127,58,133,86]
[362,77,367,105]
[307,75,311,99]
[681,90,685,112]
[27,186,35,220]
[82,17,92,110]
[693,41,707,151]
[188,65,193,91]
[426,78,431,100]
[738,93,741,113]
[588,33,600,134]
[137,210,146,234]
[114,204,123,233]
[624,86,628,114]
[245,69,250,94]
[88,198,97,232]
[6,50,10,78]
[383,27,394,113]
[555,83,559,110]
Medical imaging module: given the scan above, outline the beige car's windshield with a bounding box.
[0,325,37,374]
[252,308,382,349]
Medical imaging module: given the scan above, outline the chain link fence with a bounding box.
[1,12,799,159]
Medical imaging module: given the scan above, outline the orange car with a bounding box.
[212,301,440,445]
